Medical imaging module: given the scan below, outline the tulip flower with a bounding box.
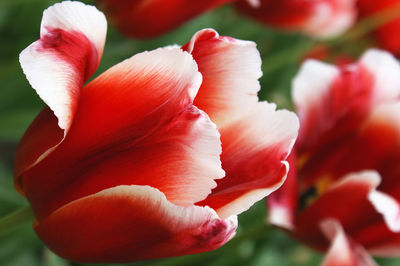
[268,49,400,265]
[15,1,299,263]
[357,0,400,55]
[236,0,357,38]
[97,0,356,39]
[97,0,235,38]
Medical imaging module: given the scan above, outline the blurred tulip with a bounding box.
[97,0,235,38]
[268,49,400,265]
[97,0,356,39]
[16,1,298,263]
[236,0,357,38]
[357,0,400,55]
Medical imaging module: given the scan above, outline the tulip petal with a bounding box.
[294,171,381,250]
[34,185,237,263]
[183,29,262,127]
[292,59,340,148]
[320,219,377,266]
[360,49,400,103]
[16,1,107,179]
[198,102,299,218]
[20,1,106,131]
[294,49,400,152]
[369,191,400,233]
[267,152,298,230]
[19,48,226,220]
[182,29,299,218]
[98,0,234,38]
[236,0,356,38]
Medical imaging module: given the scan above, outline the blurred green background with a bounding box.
[0,0,399,265]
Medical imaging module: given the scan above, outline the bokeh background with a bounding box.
[1,0,399,265]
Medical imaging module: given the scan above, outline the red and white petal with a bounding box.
[303,0,356,39]
[360,102,400,193]
[368,191,400,233]
[198,102,299,218]
[20,1,106,131]
[292,59,339,147]
[267,152,298,230]
[236,0,355,38]
[16,2,107,179]
[40,1,106,64]
[19,48,224,220]
[34,185,237,263]
[294,171,381,250]
[182,29,262,127]
[359,49,400,103]
[320,219,377,266]
[98,0,233,38]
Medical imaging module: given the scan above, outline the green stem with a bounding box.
[0,206,34,236]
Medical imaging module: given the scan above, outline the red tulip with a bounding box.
[357,0,400,55]
[268,49,400,265]
[97,0,356,39]
[15,1,299,263]
[236,0,357,38]
[97,0,235,38]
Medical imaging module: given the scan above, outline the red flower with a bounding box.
[97,0,356,39]
[236,0,356,38]
[357,0,400,55]
[97,0,235,38]
[268,49,400,265]
[15,1,298,263]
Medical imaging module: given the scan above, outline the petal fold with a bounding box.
[183,28,262,127]
[199,103,299,218]
[16,1,107,180]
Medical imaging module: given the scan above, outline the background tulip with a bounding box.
[12,1,298,263]
[236,0,357,39]
[96,0,357,39]
[268,49,400,265]
[357,0,400,55]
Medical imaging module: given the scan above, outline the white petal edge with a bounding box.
[368,191,400,232]
[292,59,339,115]
[360,49,400,103]
[320,219,378,266]
[305,0,356,39]
[41,1,107,62]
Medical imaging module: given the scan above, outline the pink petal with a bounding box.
[15,2,107,180]
[182,29,262,127]
[34,185,237,263]
[98,0,234,38]
[19,48,224,221]
[199,102,299,218]
[320,219,377,266]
